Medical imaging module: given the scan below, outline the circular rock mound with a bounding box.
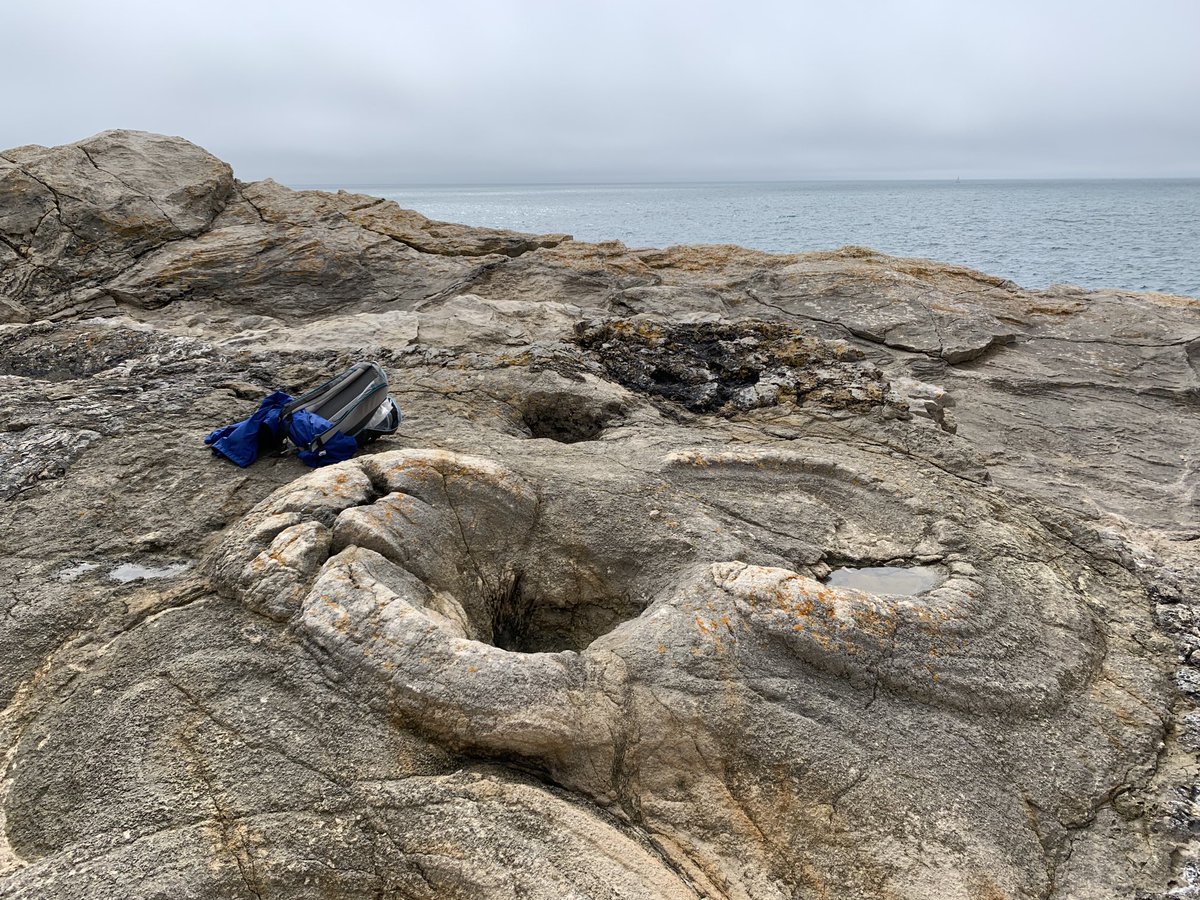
[203,448,1168,899]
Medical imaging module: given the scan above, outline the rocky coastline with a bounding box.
[2,130,1198,899]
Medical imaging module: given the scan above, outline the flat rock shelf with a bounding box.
[1,130,1198,900]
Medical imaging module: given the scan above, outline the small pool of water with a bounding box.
[56,561,100,582]
[107,562,190,583]
[824,565,942,596]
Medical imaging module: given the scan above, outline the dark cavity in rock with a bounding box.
[489,577,644,653]
[519,391,617,443]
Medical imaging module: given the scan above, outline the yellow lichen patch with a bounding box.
[605,319,664,342]
[848,603,899,637]
[805,630,839,653]
[494,351,532,367]
[1026,302,1085,317]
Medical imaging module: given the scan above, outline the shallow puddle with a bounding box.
[824,565,942,596]
[56,561,100,582]
[107,562,190,583]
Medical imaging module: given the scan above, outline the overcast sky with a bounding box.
[6,1,1199,183]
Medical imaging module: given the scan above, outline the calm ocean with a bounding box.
[323,180,1200,297]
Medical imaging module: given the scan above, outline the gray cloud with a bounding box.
[5,0,1199,183]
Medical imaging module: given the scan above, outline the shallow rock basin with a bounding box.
[55,561,100,582]
[107,561,190,583]
[824,564,943,595]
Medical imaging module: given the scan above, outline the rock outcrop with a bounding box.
[1,130,1197,900]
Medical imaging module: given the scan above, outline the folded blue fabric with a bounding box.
[287,409,359,468]
[205,390,293,467]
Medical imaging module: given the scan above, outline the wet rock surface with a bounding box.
[2,131,1198,900]
[824,565,944,595]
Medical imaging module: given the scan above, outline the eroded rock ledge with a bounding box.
[2,130,1198,900]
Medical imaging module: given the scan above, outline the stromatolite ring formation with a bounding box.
[205,448,1164,898]
[209,447,1095,740]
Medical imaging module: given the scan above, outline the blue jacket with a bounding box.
[205,391,357,468]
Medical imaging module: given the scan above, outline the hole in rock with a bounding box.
[824,565,942,596]
[519,393,618,444]
[486,577,646,653]
[330,463,649,653]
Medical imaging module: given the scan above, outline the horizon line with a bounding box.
[289,175,1200,190]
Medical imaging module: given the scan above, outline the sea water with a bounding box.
[324,179,1200,297]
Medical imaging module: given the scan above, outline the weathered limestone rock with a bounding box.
[0,130,234,319]
[2,130,1197,900]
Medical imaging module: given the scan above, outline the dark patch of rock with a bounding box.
[574,318,909,418]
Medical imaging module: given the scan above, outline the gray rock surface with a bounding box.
[2,130,1198,900]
